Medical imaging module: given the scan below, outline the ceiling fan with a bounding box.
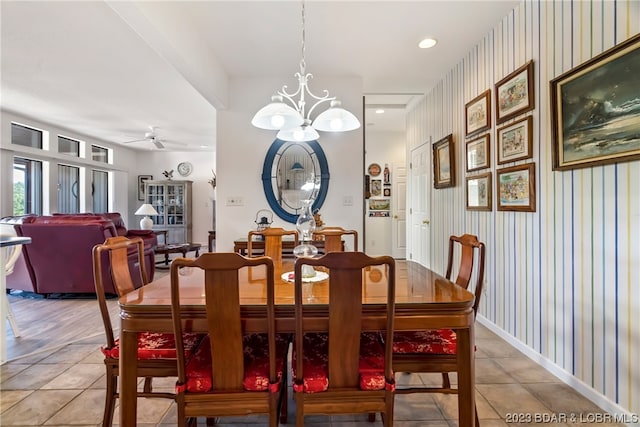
[121,126,166,149]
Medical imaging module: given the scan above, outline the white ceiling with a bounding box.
[0,1,519,152]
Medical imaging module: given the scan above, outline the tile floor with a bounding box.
[0,322,621,426]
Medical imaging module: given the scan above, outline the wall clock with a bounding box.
[177,162,193,177]
[368,163,381,177]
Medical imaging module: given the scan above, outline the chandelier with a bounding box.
[251,0,360,142]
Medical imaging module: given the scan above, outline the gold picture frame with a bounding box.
[496,163,536,212]
[497,116,533,165]
[550,33,640,171]
[465,90,491,136]
[466,134,490,172]
[495,60,535,124]
[466,172,492,211]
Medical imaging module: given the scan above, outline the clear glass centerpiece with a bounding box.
[293,198,317,278]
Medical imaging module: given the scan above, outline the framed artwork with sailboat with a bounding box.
[550,33,640,171]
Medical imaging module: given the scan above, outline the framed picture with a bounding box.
[496,163,536,212]
[497,116,533,164]
[137,175,152,201]
[371,179,382,197]
[465,90,491,136]
[466,172,492,211]
[495,60,535,124]
[368,199,390,211]
[433,134,455,189]
[466,134,490,172]
[383,188,391,197]
[550,33,640,171]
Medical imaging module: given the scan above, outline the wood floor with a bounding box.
[4,291,120,362]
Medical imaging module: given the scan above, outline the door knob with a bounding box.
[393,215,398,219]
[422,219,430,224]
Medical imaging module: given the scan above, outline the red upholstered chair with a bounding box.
[391,234,485,426]
[293,252,396,426]
[169,252,289,427]
[312,226,358,252]
[92,236,203,427]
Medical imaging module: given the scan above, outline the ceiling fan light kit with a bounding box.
[251,0,360,142]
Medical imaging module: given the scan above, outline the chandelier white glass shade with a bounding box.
[251,0,360,142]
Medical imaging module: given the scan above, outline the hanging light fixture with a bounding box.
[251,0,360,142]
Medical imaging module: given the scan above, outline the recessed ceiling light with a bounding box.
[419,38,438,49]
[375,109,385,114]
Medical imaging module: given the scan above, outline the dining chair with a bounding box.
[248,227,298,265]
[312,226,358,252]
[92,236,204,427]
[2,234,23,337]
[293,252,396,426]
[391,233,485,426]
[169,252,290,427]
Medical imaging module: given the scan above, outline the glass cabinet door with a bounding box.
[166,183,185,225]
[146,183,165,225]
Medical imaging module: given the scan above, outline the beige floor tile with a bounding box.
[475,358,519,384]
[433,391,501,421]
[41,364,104,390]
[475,383,552,417]
[477,338,526,358]
[39,344,101,364]
[394,393,445,421]
[0,390,33,414]
[493,357,561,384]
[112,395,174,425]
[0,389,80,425]
[1,364,73,390]
[43,389,104,425]
[1,364,31,383]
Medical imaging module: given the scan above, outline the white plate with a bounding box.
[281,271,329,283]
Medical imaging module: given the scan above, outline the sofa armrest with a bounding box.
[126,229,158,247]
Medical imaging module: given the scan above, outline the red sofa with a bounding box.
[1,213,157,296]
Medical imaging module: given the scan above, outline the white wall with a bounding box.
[364,129,405,256]
[215,76,364,252]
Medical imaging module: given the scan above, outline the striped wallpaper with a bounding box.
[406,0,639,418]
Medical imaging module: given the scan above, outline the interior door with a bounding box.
[391,164,406,259]
[409,143,431,268]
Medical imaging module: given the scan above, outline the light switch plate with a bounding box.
[226,196,244,206]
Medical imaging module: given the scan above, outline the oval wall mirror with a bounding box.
[261,139,330,223]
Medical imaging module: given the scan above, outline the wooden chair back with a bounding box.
[169,252,286,425]
[248,227,298,265]
[445,234,486,315]
[93,236,148,348]
[312,226,358,252]
[294,252,396,425]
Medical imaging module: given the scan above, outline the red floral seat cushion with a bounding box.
[182,333,290,393]
[392,329,458,354]
[101,332,205,359]
[292,332,389,393]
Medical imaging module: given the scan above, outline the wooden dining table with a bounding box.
[118,259,476,426]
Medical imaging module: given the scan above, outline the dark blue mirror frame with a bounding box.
[261,139,330,223]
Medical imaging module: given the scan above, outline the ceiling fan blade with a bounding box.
[121,138,147,144]
[153,139,165,149]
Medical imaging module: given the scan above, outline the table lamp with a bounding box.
[134,203,159,230]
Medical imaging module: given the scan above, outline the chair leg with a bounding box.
[442,372,451,389]
[368,412,376,422]
[206,417,216,426]
[4,293,21,337]
[103,366,117,427]
[143,377,153,393]
[279,385,288,424]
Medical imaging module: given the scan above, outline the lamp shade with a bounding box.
[290,162,305,171]
[312,100,361,132]
[135,204,159,216]
[277,124,320,142]
[251,95,304,130]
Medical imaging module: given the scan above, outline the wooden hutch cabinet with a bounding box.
[144,180,192,244]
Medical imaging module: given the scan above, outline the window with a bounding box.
[92,170,109,213]
[13,157,43,215]
[12,123,43,149]
[58,164,80,213]
[58,136,80,157]
[91,145,109,163]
